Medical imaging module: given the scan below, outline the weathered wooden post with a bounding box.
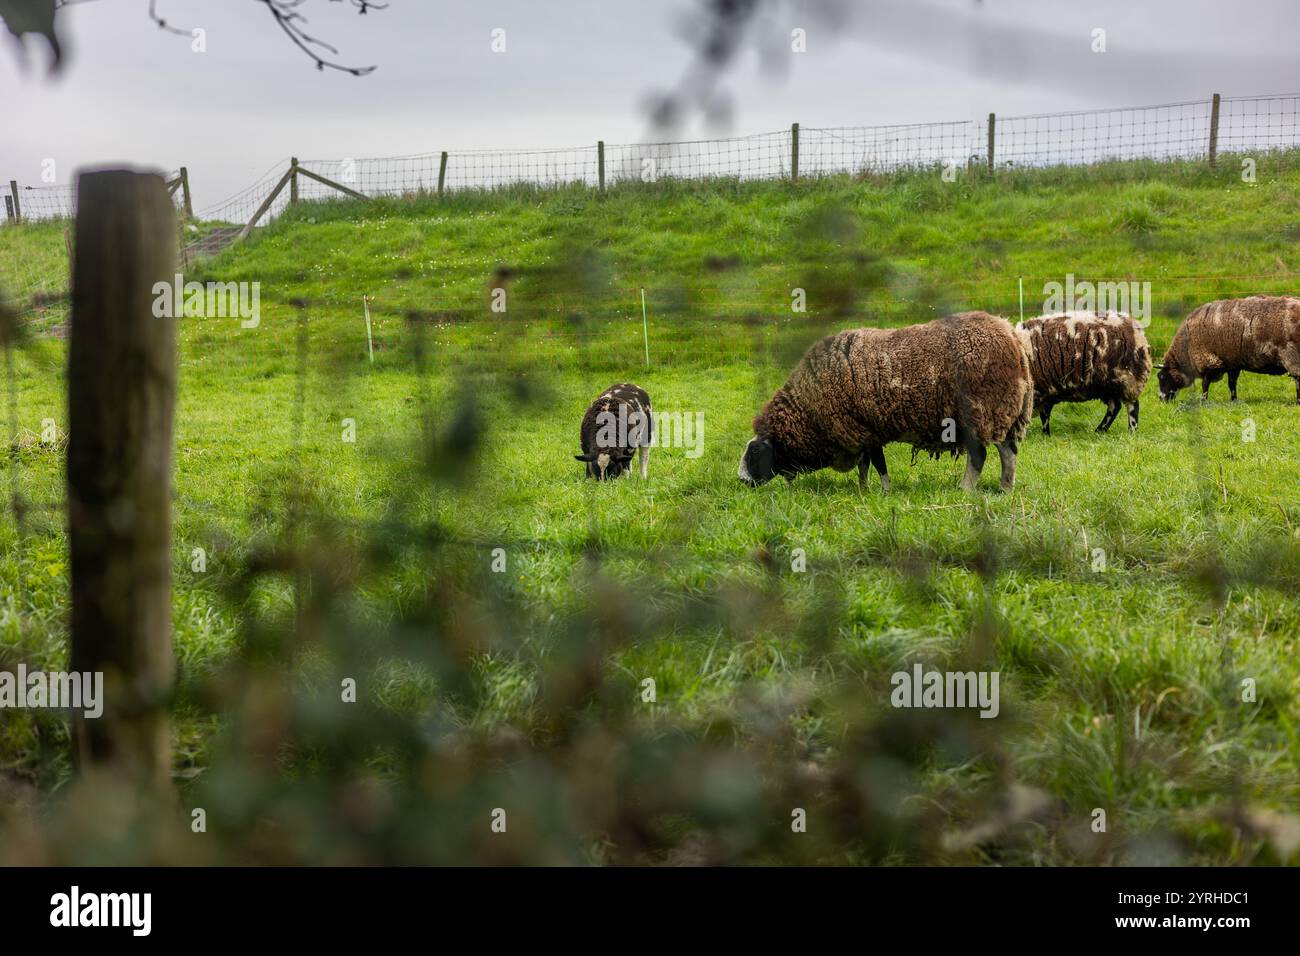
[791,123,800,182]
[987,113,996,173]
[438,151,448,197]
[237,163,294,241]
[8,181,20,222]
[1208,93,1221,168]
[67,169,177,795]
[598,140,606,193]
[290,157,300,204]
[179,166,194,220]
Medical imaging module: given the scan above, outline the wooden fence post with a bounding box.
[67,169,177,795]
[179,166,193,219]
[295,165,371,202]
[598,140,606,193]
[1208,93,1221,168]
[987,113,996,173]
[791,123,800,182]
[290,157,300,204]
[9,181,20,222]
[438,151,448,196]
[237,164,294,241]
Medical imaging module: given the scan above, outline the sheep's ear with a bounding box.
[575,453,597,462]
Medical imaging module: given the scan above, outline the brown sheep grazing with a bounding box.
[574,383,653,480]
[1015,311,1152,434]
[738,312,1034,492]
[1157,296,1300,404]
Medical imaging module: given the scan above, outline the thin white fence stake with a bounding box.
[640,288,650,366]
[363,294,375,364]
[1018,275,1024,324]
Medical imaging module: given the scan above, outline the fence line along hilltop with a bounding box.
[2,92,1298,236]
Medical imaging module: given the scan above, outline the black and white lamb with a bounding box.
[574,383,653,480]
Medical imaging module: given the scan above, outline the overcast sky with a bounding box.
[1,0,1298,209]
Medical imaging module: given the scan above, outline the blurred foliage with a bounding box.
[3,160,1300,866]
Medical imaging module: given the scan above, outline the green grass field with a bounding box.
[2,155,1299,865]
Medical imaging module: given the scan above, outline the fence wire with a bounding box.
[3,249,1299,866]
[2,169,185,224]
[5,94,1300,228]
[3,96,1300,865]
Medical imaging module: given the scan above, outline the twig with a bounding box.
[144,0,384,74]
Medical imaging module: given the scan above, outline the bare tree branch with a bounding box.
[251,0,384,75]
[39,0,388,75]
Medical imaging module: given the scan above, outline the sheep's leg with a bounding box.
[857,454,870,488]
[1096,399,1121,433]
[996,437,1018,492]
[638,444,650,479]
[959,434,987,492]
[870,446,890,492]
[1127,400,1139,431]
[1201,371,1222,400]
[1039,400,1054,436]
[1227,369,1240,401]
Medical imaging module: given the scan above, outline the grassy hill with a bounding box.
[2,154,1299,864]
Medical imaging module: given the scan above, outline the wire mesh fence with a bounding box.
[1,169,185,224]
[1219,93,1300,154]
[993,99,1213,167]
[801,121,982,175]
[8,92,1300,230]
